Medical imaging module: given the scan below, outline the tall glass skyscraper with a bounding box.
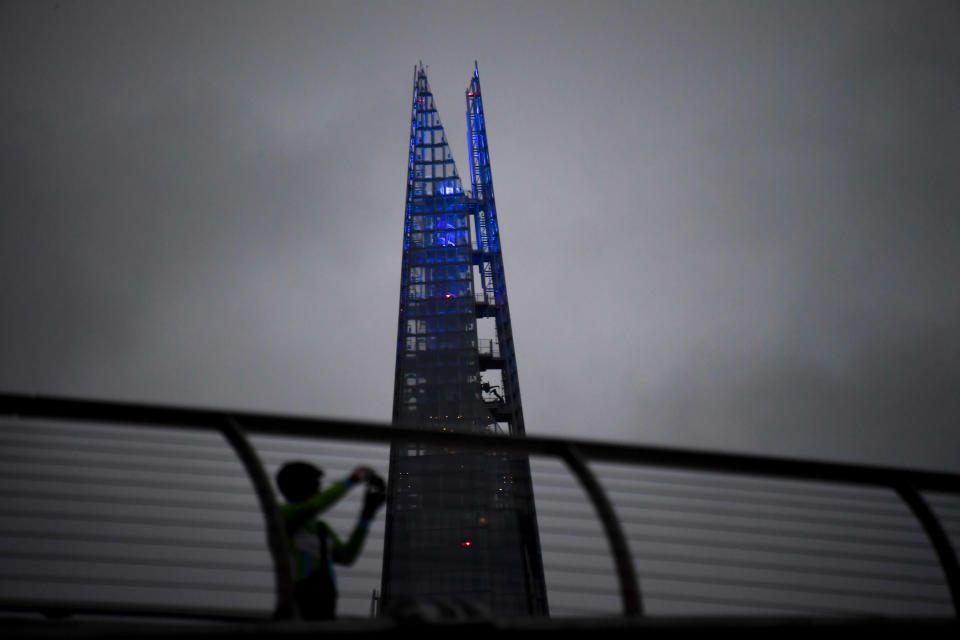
[380,63,548,616]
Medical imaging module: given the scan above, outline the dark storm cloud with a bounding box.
[3,80,355,391]
[495,1,960,472]
[0,0,401,415]
[1,0,958,470]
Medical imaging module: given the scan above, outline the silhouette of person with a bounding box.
[481,381,504,403]
[275,461,386,620]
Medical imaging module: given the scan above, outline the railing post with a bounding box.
[895,482,960,617]
[561,443,643,616]
[219,416,297,620]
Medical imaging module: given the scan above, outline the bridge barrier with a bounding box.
[0,392,957,623]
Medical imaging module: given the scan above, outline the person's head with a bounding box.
[276,461,323,502]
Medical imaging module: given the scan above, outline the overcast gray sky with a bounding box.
[2,0,958,472]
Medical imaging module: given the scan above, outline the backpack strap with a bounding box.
[317,521,330,570]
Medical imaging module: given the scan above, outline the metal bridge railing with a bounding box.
[1,392,958,626]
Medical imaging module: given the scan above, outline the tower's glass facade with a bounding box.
[381,64,548,616]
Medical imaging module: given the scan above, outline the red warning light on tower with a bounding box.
[460,540,472,548]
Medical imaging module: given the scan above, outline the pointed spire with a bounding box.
[408,61,464,198]
[465,63,489,199]
[467,63,481,98]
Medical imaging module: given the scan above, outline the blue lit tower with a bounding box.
[381,63,548,616]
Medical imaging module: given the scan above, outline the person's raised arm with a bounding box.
[330,475,386,566]
[284,466,374,526]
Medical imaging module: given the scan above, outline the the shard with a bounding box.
[380,63,548,616]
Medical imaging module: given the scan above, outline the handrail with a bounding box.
[3,392,956,492]
[895,482,960,617]
[2,391,960,619]
[561,444,642,616]
[219,417,296,620]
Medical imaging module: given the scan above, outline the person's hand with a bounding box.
[361,474,386,519]
[349,466,374,483]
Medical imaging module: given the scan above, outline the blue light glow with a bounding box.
[437,232,457,247]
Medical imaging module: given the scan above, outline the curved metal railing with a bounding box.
[1,392,958,623]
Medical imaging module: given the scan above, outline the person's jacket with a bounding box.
[281,477,371,583]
